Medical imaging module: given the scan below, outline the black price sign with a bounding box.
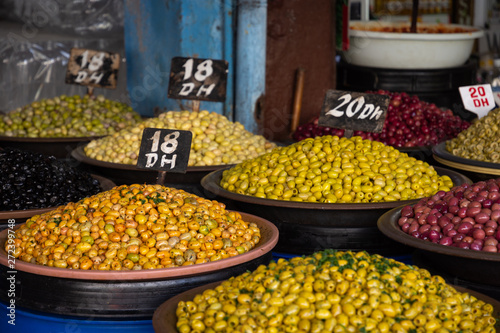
[318,90,389,133]
[65,48,120,89]
[137,128,192,173]
[168,57,228,102]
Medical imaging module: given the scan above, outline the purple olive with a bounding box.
[457,241,470,249]
[472,228,486,240]
[439,237,453,246]
[457,222,473,234]
[400,205,414,218]
[426,214,438,226]
[427,230,441,242]
[470,241,483,251]
[474,212,490,224]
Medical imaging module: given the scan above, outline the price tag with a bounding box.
[136,128,192,173]
[168,57,228,102]
[318,90,389,133]
[459,84,495,119]
[65,48,120,89]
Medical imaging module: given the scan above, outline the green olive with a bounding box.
[0,94,141,138]
[446,107,500,163]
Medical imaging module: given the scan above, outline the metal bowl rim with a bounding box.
[433,142,500,170]
[71,145,231,172]
[201,166,472,211]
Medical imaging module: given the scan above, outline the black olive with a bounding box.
[0,148,102,211]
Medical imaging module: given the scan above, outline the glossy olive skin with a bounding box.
[175,250,497,333]
[84,110,276,166]
[220,135,454,203]
[5,184,262,270]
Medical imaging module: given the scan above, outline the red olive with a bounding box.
[439,237,453,246]
[483,245,498,252]
[472,228,486,240]
[474,212,490,224]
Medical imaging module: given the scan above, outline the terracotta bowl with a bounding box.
[71,145,230,197]
[0,135,103,159]
[201,166,471,256]
[433,142,500,182]
[0,174,116,231]
[0,212,278,319]
[152,281,500,333]
[378,205,500,287]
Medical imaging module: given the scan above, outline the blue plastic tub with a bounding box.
[0,302,154,333]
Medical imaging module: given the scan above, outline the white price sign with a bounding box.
[459,84,495,119]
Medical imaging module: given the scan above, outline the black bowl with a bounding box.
[378,205,500,286]
[0,135,103,159]
[71,145,231,197]
[201,166,472,256]
[433,142,500,182]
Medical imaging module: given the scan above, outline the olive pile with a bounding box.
[84,110,276,166]
[175,250,496,332]
[0,94,142,138]
[398,178,500,252]
[5,184,262,270]
[446,107,500,163]
[220,136,453,203]
[293,91,470,147]
[0,148,100,210]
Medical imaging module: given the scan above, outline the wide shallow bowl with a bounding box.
[0,212,278,319]
[71,146,229,197]
[378,205,500,287]
[0,135,103,159]
[152,280,500,333]
[0,174,116,231]
[201,166,471,255]
[343,21,483,69]
[433,141,500,182]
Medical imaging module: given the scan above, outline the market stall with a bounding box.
[1,1,500,332]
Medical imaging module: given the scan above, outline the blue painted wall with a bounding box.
[123,0,267,134]
[123,0,235,118]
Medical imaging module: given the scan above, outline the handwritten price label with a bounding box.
[136,128,192,173]
[65,48,120,89]
[168,57,228,102]
[459,84,495,119]
[319,90,389,133]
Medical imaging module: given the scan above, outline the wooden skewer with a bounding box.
[290,68,306,133]
[192,100,200,112]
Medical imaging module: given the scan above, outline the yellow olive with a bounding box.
[175,250,496,332]
[84,110,276,166]
[221,136,453,203]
